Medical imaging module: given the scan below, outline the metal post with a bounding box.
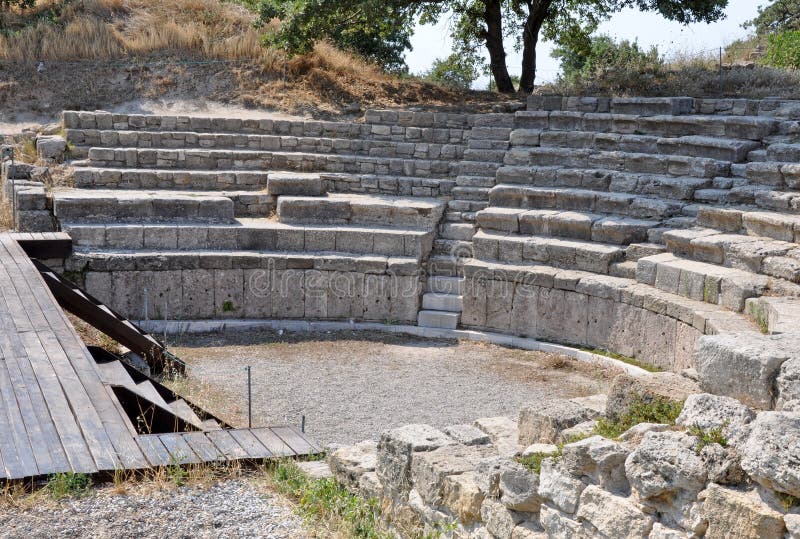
[246,366,252,428]
[143,288,149,321]
[163,300,168,349]
[301,415,306,433]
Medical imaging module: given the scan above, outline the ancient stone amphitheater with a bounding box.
[6,96,800,538]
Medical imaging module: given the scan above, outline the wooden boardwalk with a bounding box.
[0,233,319,480]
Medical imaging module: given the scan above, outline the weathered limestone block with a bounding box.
[676,393,755,445]
[699,484,786,539]
[474,416,521,457]
[376,424,453,498]
[443,424,491,446]
[777,358,800,408]
[625,431,707,529]
[605,372,700,421]
[538,458,586,514]
[411,444,494,505]
[441,471,485,524]
[510,521,547,539]
[694,333,800,409]
[36,135,66,160]
[560,435,630,493]
[786,513,800,539]
[576,485,655,538]
[740,411,800,497]
[480,498,527,539]
[699,443,747,486]
[498,460,541,512]
[648,523,688,538]
[518,399,599,445]
[328,440,377,490]
[539,505,591,539]
[556,420,597,444]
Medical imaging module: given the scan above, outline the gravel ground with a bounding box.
[169,330,619,446]
[0,480,309,539]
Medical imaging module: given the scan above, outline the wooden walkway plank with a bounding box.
[270,426,319,455]
[181,432,225,463]
[250,428,296,458]
[205,430,249,460]
[227,429,273,460]
[0,347,43,477]
[157,433,201,465]
[135,435,172,467]
[17,331,97,474]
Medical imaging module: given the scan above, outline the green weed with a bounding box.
[578,346,663,373]
[269,460,390,539]
[688,424,728,453]
[594,396,684,439]
[515,433,592,474]
[222,300,235,313]
[46,472,92,500]
[167,455,188,486]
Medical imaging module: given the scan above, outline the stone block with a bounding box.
[539,505,590,538]
[518,399,599,445]
[576,485,655,538]
[480,498,526,539]
[441,471,485,524]
[700,484,786,539]
[694,333,800,409]
[537,458,586,514]
[376,424,453,498]
[560,435,630,493]
[411,444,493,505]
[676,393,756,446]
[36,135,66,159]
[214,269,244,318]
[442,424,491,446]
[740,411,800,497]
[474,416,520,457]
[605,372,701,421]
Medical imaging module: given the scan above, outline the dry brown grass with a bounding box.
[67,312,123,354]
[0,0,271,63]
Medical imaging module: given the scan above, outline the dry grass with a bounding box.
[67,312,123,354]
[0,0,270,63]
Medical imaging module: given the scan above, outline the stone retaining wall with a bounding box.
[0,162,55,232]
[328,381,800,539]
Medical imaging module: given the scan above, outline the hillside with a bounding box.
[0,0,506,128]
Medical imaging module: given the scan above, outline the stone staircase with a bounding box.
[19,97,796,369]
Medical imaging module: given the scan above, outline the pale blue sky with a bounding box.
[406,0,768,88]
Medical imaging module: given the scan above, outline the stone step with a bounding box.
[467,139,509,150]
[72,167,271,191]
[744,296,800,334]
[469,126,513,140]
[472,229,626,274]
[514,109,779,140]
[463,148,507,163]
[515,130,759,162]
[433,238,473,258]
[452,186,491,201]
[84,147,456,177]
[743,161,800,188]
[53,189,237,223]
[697,206,800,242]
[765,143,800,162]
[456,160,502,177]
[609,260,637,279]
[439,222,475,241]
[476,207,660,245]
[427,275,464,295]
[63,111,470,144]
[426,255,463,277]
[504,147,730,179]
[496,165,713,202]
[455,175,496,187]
[276,194,444,229]
[489,184,685,220]
[626,242,668,261]
[752,188,800,214]
[662,227,800,284]
[461,257,759,337]
[66,129,464,161]
[417,310,460,329]
[637,252,772,311]
[421,292,463,312]
[64,219,434,259]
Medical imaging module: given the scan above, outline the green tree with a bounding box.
[253,0,417,73]
[552,34,662,84]
[744,0,800,35]
[425,52,482,88]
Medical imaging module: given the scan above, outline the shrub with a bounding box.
[765,30,800,69]
[687,424,728,453]
[594,396,684,439]
[424,53,481,90]
[552,35,663,92]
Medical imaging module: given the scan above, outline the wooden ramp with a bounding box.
[0,233,319,481]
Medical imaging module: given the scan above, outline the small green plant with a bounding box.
[269,460,390,539]
[222,300,235,313]
[46,472,92,500]
[688,424,728,453]
[167,455,188,486]
[777,491,800,510]
[594,396,684,439]
[515,433,592,473]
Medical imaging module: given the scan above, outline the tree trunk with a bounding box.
[519,1,552,94]
[482,0,515,93]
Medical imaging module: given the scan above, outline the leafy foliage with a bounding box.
[46,472,92,500]
[594,396,684,439]
[765,30,800,69]
[249,0,416,72]
[552,34,663,90]
[424,53,482,89]
[687,424,728,453]
[745,0,800,35]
